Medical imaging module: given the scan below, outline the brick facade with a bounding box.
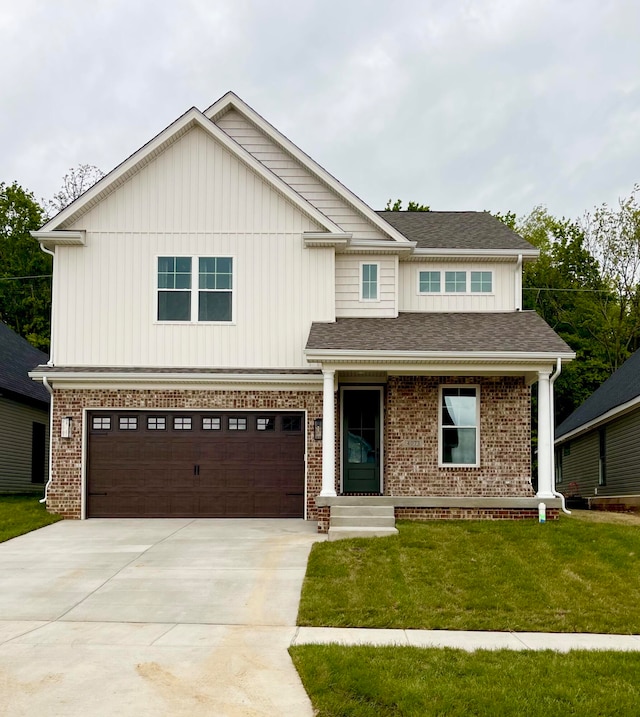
[395,507,558,521]
[48,375,533,528]
[48,388,324,520]
[384,376,533,498]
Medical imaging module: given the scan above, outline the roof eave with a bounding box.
[305,348,576,363]
[409,248,539,260]
[555,394,640,444]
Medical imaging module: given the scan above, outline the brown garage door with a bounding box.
[87,411,305,518]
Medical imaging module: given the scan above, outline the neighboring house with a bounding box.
[555,350,640,511]
[0,322,49,493]
[29,92,573,531]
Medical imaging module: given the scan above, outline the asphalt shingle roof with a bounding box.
[556,349,640,439]
[377,211,535,251]
[306,312,572,354]
[0,322,50,405]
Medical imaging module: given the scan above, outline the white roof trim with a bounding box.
[410,248,539,259]
[305,348,575,363]
[204,91,412,246]
[38,108,342,235]
[30,230,85,249]
[555,394,640,445]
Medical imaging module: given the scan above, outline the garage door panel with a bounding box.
[87,410,305,518]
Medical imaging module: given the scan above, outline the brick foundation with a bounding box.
[395,507,559,521]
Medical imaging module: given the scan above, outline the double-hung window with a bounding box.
[157,256,233,322]
[440,386,479,466]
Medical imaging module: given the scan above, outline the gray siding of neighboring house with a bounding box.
[558,431,599,497]
[558,408,640,498]
[606,409,640,496]
[0,396,49,493]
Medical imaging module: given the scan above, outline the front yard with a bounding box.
[293,512,640,715]
[298,513,640,633]
[0,494,62,543]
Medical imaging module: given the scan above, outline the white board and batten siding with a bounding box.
[335,256,397,318]
[56,126,335,368]
[0,397,49,493]
[216,110,389,242]
[399,262,517,312]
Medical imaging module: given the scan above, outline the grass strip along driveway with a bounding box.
[289,645,640,717]
[298,515,640,633]
[0,494,62,543]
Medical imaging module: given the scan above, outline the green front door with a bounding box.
[342,389,381,493]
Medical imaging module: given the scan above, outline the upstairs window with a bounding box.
[157,256,233,322]
[445,271,467,293]
[419,271,441,293]
[470,271,492,293]
[361,263,379,301]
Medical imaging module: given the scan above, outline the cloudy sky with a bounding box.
[1,0,638,221]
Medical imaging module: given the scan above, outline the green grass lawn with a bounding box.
[0,494,62,543]
[298,515,640,633]
[290,644,640,717]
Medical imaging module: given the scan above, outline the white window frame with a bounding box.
[155,254,235,324]
[417,270,441,294]
[438,384,480,468]
[360,262,380,302]
[416,269,494,295]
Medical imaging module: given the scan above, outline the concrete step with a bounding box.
[330,505,395,518]
[330,515,397,528]
[328,526,399,541]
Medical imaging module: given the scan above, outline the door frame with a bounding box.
[339,385,384,494]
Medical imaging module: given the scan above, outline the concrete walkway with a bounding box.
[0,518,323,717]
[293,626,640,652]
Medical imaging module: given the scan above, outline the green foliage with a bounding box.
[0,182,51,351]
[298,518,640,633]
[384,199,430,211]
[291,645,640,717]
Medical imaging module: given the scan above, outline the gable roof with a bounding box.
[556,349,640,441]
[0,322,50,405]
[306,311,573,356]
[377,211,536,252]
[205,92,412,246]
[35,107,343,239]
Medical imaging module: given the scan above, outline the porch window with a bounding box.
[439,386,479,466]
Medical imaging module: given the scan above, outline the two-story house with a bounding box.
[30,92,573,534]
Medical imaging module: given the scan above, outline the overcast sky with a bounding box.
[2,0,638,221]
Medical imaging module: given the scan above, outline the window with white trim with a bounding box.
[418,271,441,293]
[361,263,378,300]
[470,271,492,293]
[157,256,233,322]
[444,271,466,293]
[440,386,479,465]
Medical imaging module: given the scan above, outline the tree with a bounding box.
[582,186,640,370]
[0,182,51,351]
[44,164,104,218]
[384,199,430,211]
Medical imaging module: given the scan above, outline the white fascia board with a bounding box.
[341,239,417,255]
[555,395,640,445]
[303,232,351,249]
[29,369,323,383]
[407,248,539,261]
[204,92,412,246]
[30,230,85,249]
[39,108,342,235]
[305,349,575,363]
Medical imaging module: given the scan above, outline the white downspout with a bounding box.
[40,245,55,366]
[550,357,571,515]
[40,375,54,505]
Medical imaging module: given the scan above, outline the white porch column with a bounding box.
[537,370,554,499]
[320,369,337,497]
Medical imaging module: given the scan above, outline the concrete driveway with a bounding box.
[0,518,324,716]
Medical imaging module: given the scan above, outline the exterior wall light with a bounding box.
[61,417,73,438]
[314,418,323,440]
